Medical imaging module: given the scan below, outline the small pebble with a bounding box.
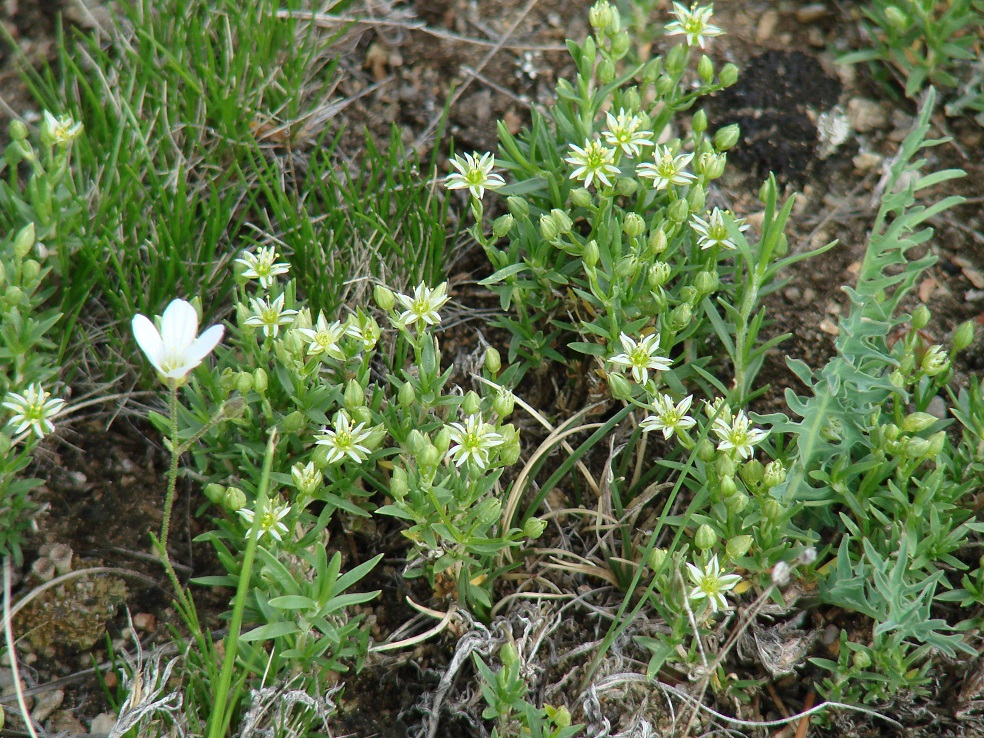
[795,3,829,23]
[802,287,817,304]
[133,612,157,632]
[847,97,889,132]
[784,286,801,301]
[823,623,840,647]
[31,689,64,724]
[49,711,87,735]
[756,9,779,42]
[90,712,118,735]
[853,151,883,174]
[819,319,839,336]
[926,396,947,420]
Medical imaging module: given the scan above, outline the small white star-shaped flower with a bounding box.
[608,332,672,385]
[691,208,749,251]
[665,2,723,48]
[637,145,696,190]
[244,294,298,338]
[235,247,290,288]
[295,313,347,359]
[712,409,768,459]
[238,501,291,542]
[640,393,696,440]
[566,139,620,190]
[395,282,450,328]
[687,554,742,613]
[445,152,505,200]
[315,410,373,465]
[447,414,504,469]
[2,383,65,439]
[602,109,655,158]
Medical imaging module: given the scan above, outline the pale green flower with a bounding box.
[445,151,505,200]
[291,461,323,498]
[712,409,768,459]
[687,554,741,613]
[691,208,749,251]
[2,383,65,439]
[640,393,695,439]
[608,332,672,385]
[40,110,83,146]
[396,282,450,328]
[235,246,290,288]
[637,145,696,190]
[447,414,504,469]
[315,410,372,465]
[295,313,346,359]
[244,294,297,337]
[602,109,655,158]
[238,501,291,542]
[665,2,723,48]
[565,139,620,189]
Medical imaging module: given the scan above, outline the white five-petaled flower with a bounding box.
[712,409,768,459]
[691,207,749,251]
[636,145,696,190]
[235,246,290,289]
[640,393,696,440]
[40,110,84,146]
[565,139,620,190]
[238,501,291,543]
[447,414,504,469]
[2,383,65,439]
[686,554,742,613]
[132,299,224,387]
[295,313,347,359]
[609,332,673,385]
[665,2,723,48]
[445,152,505,200]
[244,293,298,338]
[602,109,655,158]
[396,282,450,328]
[315,410,373,465]
[291,461,323,498]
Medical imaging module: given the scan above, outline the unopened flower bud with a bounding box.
[697,55,714,83]
[281,409,306,433]
[648,229,667,255]
[523,516,547,539]
[493,388,515,418]
[884,5,908,30]
[695,524,717,551]
[374,284,395,311]
[224,486,247,511]
[648,262,671,288]
[926,430,946,457]
[492,213,515,239]
[433,426,452,455]
[462,390,482,416]
[507,196,529,218]
[484,347,502,374]
[852,649,872,670]
[953,321,975,352]
[5,286,23,306]
[221,396,247,421]
[571,188,593,208]
[648,547,667,570]
[13,222,35,259]
[623,212,646,239]
[252,367,268,394]
[719,63,739,87]
[718,475,738,499]
[716,453,736,478]
[911,304,931,330]
[693,270,718,294]
[698,151,727,179]
[589,0,614,32]
[353,407,374,428]
[540,213,560,242]
[902,412,936,434]
[623,87,642,112]
[583,239,600,267]
[418,442,440,468]
[697,438,716,462]
[763,461,786,488]
[669,302,692,330]
[610,30,630,58]
[687,183,705,212]
[740,459,764,487]
[714,124,741,152]
[21,259,41,284]
[598,59,616,85]
[608,371,633,400]
[390,466,409,499]
[8,119,28,141]
[406,429,427,455]
[667,198,690,223]
[692,109,708,135]
[205,483,226,505]
[399,381,416,408]
[726,535,753,560]
[615,256,637,279]
[344,379,365,410]
[665,44,687,77]
[771,560,791,586]
[501,437,521,465]
[655,74,675,97]
[725,490,749,516]
[761,497,783,521]
[616,177,638,197]
[475,497,502,527]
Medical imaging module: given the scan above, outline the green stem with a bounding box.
[208,427,278,738]
[159,385,180,553]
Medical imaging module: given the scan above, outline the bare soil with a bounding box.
[1,1,983,736]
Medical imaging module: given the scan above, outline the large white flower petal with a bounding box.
[160,299,199,351]
[184,324,225,367]
[132,314,166,372]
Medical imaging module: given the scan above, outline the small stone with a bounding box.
[802,287,816,304]
[90,712,118,734]
[49,711,87,735]
[756,9,779,42]
[784,286,802,301]
[133,612,157,632]
[926,396,947,420]
[853,151,883,174]
[796,3,830,23]
[823,623,840,647]
[819,319,839,336]
[31,689,64,723]
[847,97,889,132]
